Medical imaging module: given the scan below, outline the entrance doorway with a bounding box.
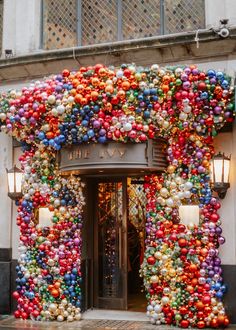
[85,177,146,312]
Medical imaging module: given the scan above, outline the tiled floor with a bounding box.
[0,316,150,330]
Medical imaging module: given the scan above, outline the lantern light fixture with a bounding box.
[6,165,23,200]
[210,152,231,199]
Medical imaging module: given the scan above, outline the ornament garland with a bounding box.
[0,63,234,326]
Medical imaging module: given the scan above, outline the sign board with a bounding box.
[59,139,167,174]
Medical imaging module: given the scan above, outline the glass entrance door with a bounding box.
[93,179,128,309]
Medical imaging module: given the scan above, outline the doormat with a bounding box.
[81,319,153,329]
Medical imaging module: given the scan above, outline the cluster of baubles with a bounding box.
[141,123,229,327]
[0,64,234,147]
[0,64,234,326]
[142,169,228,328]
[12,147,84,321]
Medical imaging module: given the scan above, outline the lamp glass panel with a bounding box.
[39,208,53,227]
[8,172,15,193]
[15,172,23,193]
[223,159,230,183]
[179,205,199,226]
[213,159,223,183]
[210,161,214,182]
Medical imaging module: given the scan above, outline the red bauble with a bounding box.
[202,295,211,305]
[197,321,206,329]
[210,213,219,222]
[223,317,230,327]
[14,310,21,318]
[21,312,28,320]
[179,306,188,315]
[156,230,164,238]
[13,291,20,299]
[180,320,189,328]
[32,310,40,318]
[147,256,156,265]
[210,319,219,328]
[178,238,187,247]
[181,248,188,255]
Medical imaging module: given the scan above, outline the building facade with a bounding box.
[0,0,236,325]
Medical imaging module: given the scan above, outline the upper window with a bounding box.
[42,0,205,50]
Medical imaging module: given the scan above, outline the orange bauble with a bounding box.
[51,288,60,298]
[189,264,198,273]
[121,81,130,91]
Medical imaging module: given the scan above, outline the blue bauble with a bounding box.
[82,120,89,127]
[72,268,78,275]
[42,139,49,146]
[143,89,150,96]
[152,95,158,102]
[221,80,229,89]
[38,131,45,140]
[150,88,157,95]
[215,290,223,299]
[71,128,77,135]
[60,199,66,206]
[49,139,55,146]
[59,134,66,143]
[207,69,216,78]
[75,300,81,307]
[138,95,143,101]
[54,136,60,144]
[143,110,150,118]
[93,105,100,113]
[221,284,227,293]
[55,144,61,150]
[83,135,89,142]
[83,105,90,113]
[214,282,221,291]
[200,92,208,99]
[216,71,224,81]
[87,129,95,138]
[98,136,107,144]
[28,291,35,299]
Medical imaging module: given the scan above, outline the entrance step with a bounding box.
[83,309,147,321]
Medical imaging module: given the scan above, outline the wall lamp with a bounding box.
[210,152,231,199]
[6,165,23,200]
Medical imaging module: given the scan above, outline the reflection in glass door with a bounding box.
[94,180,127,309]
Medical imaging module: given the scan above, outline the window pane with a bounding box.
[164,0,205,34]
[81,0,117,46]
[43,0,77,50]
[97,182,123,298]
[122,0,161,40]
